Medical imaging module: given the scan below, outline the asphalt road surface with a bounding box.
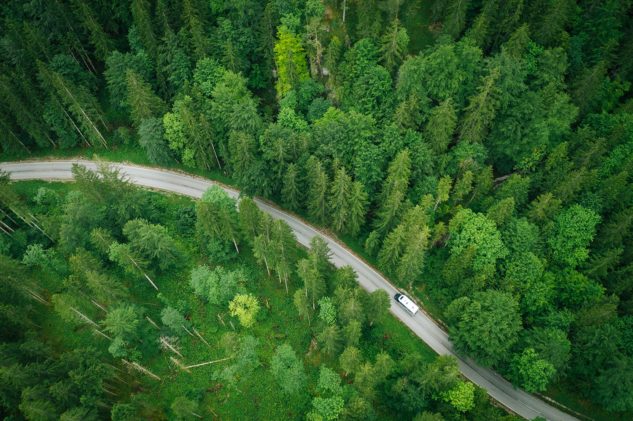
[0,160,579,421]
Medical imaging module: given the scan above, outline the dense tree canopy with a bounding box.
[1,0,633,416]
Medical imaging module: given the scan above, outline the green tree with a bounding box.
[160,306,190,336]
[271,343,306,395]
[171,396,201,420]
[238,196,262,245]
[424,99,457,155]
[441,381,475,412]
[446,291,522,366]
[229,294,260,328]
[380,19,409,72]
[189,265,244,305]
[274,23,309,98]
[318,324,342,357]
[298,258,326,310]
[547,205,600,267]
[196,186,241,253]
[138,117,173,165]
[126,70,166,127]
[373,149,412,236]
[340,346,362,376]
[510,348,556,393]
[282,163,302,212]
[459,66,500,143]
[306,156,329,224]
[329,167,368,236]
[448,209,507,279]
[364,290,390,326]
[123,219,181,272]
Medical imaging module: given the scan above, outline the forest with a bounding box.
[0,0,632,419]
[0,168,517,420]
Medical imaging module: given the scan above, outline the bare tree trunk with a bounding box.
[185,356,233,369]
[122,359,161,381]
[70,306,98,327]
[182,324,195,337]
[146,316,160,329]
[160,336,183,357]
[232,238,239,253]
[192,327,211,348]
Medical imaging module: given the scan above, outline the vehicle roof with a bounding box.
[397,294,419,313]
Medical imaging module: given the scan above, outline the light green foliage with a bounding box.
[318,297,337,325]
[374,149,412,236]
[282,163,302,212]
[160,306,190,334]
[123,219,181,271]
[364,289,390,326]
[271,343,306,395]
[510,348,556,392]
[274,24,309,98]
[228,294,260,328]
[380,19,409,71]
[448,209,508,278]
[339,346,361,376]
[317,324,342,357]
[317,365,343,395]
[22,244,54,269]
[306,156,329,224]
[171,396,199,420]
[424,99,457,155]
[196,186,241,254]
[126,70,166,127]
[547,205,600,267]
[312,396,344,420]
[446,291,522,366]
[441,381,475,412]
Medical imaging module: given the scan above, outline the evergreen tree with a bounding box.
[306,156,329,225]
[274,23,309,98]
[126,70,167,127]
[373,149,412,236]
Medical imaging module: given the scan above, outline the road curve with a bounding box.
[0,160,578,421]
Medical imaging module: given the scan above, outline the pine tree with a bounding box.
[373,149,411,236]
[297,258,326,310]
[131,0,157,58]
[396,226,430,283]
[274,24,309,98]
[424,99,457,154]
[126,70,167,127]
[459,66,500,143]
[271,219,298,293]
[330,167,353,233]
[306,156,329,224]
[282,163,302,212]
[380,19,409,72]
[348,181,369,237]
[70,0,112,60]
[238,196,262,245]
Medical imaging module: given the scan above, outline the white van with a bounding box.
[394,293,419,316]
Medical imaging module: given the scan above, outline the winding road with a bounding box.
[0,160,578,421]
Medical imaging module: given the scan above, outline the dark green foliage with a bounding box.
[3,0,633,416]
[446,291,522,366]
